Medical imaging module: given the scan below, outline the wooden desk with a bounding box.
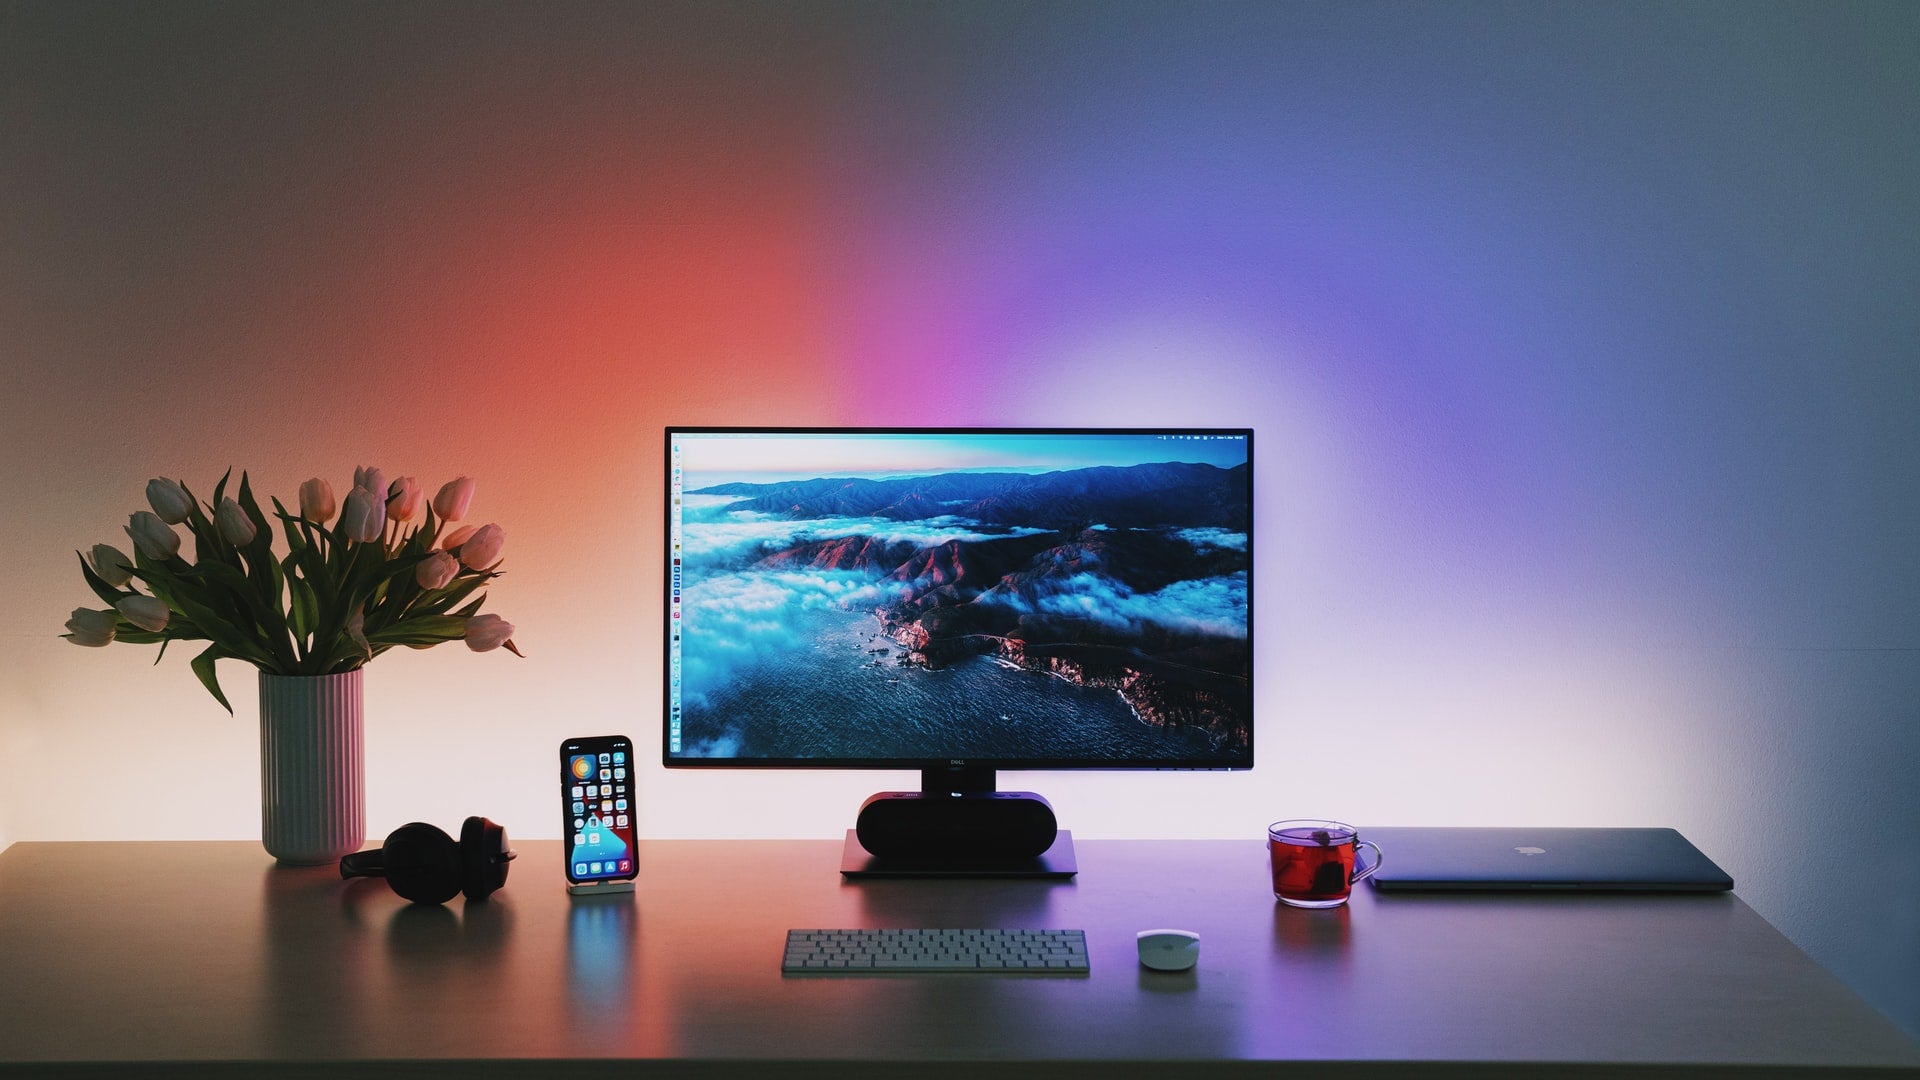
[1,839,1915,1078]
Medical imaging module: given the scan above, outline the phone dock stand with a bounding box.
[566,879,635,897]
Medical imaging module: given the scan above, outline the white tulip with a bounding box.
[354,467,388,507]
[115,594,170,633]
[432,476,476,522]
[89,544,135,588]
[416,550,459,590]
[125,511,182,560]
[64,607,117,647]
[338,486,384,543]
[464,613,515,652]
[457,523,505,570]
[145,477,193,524]
[216,496,257,545]
[299,477,336,523]
[386,476,423,522]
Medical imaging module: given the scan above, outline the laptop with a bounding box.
[1363,826,1734,892]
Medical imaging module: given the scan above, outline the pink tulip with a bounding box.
[216,496,256,545]
[457,523,505,570]
[416,550,459,590]
[125,511,181,561]
[64,607,117,647]
[354,466,388,506]
[145,477,193,524]
[386,476,423,522]
[115,594,170,633]
[464,613,515,652]
[432,476,476,522]
[441,524,478,551]
[338,486,384,543]
[298,478,336,523]
[89,544,135,588]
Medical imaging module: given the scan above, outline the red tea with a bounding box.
[1269,825,1358,905]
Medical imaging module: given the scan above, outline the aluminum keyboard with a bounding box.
[782,928,1089,973]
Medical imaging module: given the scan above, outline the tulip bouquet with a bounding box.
[64,468,521,712]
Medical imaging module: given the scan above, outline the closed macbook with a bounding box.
[1364,826,1734,892]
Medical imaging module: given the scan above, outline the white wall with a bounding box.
[2,0,1914,1039]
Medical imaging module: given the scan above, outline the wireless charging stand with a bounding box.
[566,879,635,897]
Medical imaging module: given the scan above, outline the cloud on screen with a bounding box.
[675,569,875,710]
[988,571,1249,640]
[1175,527,1248,552]
[678,498,1044,563]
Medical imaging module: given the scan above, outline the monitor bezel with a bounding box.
[662,425,1254,773]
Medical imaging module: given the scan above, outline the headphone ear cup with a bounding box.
[459,815,511,901]
[381,822,462,905]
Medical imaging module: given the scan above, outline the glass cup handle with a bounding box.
[1352,840,1383,884]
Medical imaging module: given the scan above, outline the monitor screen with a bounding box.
[665,428,1252,771]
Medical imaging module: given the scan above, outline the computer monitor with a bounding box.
[664,427,1253,869]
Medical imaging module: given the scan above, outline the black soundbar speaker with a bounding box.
[855,791,1059,862]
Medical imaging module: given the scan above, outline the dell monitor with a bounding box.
[665,427,1253,872]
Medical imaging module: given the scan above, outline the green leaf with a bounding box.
[126,558,182,613]
[189,547,295,670]
[271,497,310,557]
[362,551,434,632]
[238,473,275,552]
[236,474,281,601]
[288,572,318,645]
[318,633,375,670]
[264,548,291,660]
[346,612,373,665]
[365,614,470,645]
[177,478,225,565]
[301,541,369,671]
[189,644,234,714]
[416,575,489,617]
[197,557,253,597]
[183,561,258,637]
[135,565,274,667]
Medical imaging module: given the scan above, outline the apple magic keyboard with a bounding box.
[782,928,1089,973]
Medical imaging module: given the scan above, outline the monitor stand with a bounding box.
[840,766,1078,879]
[839,829,1077,879]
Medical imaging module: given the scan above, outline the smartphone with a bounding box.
[560,735,638,886]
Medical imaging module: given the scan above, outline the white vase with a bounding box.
[258,668,365,865]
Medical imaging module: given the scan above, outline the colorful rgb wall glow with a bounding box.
[3,2,1915,1037]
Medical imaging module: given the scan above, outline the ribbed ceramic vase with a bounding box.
[258,668,365,865]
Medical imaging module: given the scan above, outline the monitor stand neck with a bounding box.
[921,764,997,797]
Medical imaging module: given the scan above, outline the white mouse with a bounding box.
[1136,928,1200,971]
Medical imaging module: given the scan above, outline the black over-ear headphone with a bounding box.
[339,816,516,904]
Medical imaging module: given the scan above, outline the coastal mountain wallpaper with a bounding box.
[2,2,1915,1038]
[669,432,1252,763]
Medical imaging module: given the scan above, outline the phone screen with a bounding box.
[561,735,638,884]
